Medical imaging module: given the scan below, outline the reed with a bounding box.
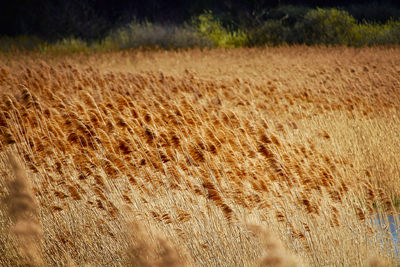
[0,46,399,266]
[2,153,43,266]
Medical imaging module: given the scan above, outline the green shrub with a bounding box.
[297,8,356,45]
[249,20,290,46]
[194,11,248,47]
[385,20,400,44]
[350,19,400,46]
[106,22,213,49]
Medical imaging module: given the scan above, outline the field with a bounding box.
[1,46,400,266]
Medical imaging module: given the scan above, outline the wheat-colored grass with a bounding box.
[0,46,400,266]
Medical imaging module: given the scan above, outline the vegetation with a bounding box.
[1,7,400,52]
[246,8,400,47]
[0,46,399,266]
[106,22,213,50]
[194,11,248,47]
[2,1,400,38]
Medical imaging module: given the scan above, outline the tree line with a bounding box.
[1,0,399,40]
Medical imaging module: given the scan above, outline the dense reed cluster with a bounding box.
[0,46,399,266]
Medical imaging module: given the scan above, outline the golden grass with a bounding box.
[0,46,400,266]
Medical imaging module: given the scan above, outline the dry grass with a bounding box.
[0,46,400,266]
[1,153,43,266]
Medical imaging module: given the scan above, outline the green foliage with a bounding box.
[248,7,400,47]
[1,7,400,52]
[249,8,357,46]
[106,21,213,49]
[350,19,400,46]
[249,20,290,46]
[107,12,248,49]
[194,11,248,48]
[298,8,356,45]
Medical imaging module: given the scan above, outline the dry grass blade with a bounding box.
[3,153,43,266]
[248,225,303,267]
[126,221,186,267]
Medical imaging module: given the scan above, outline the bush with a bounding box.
[106,22,214,49]
[297,8,356,45]
[194,11,248,48]
[104,11,250,50]
[249,20,290,46]
[247,7,400,47]
[350,19,400,46]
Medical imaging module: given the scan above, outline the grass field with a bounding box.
[1,47,400,266]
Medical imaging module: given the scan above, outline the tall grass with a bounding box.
[0,47,399,266]
[1,153,43,265]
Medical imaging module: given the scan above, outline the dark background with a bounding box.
[1,0,399,40]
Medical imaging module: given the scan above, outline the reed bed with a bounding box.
[0,46,399,266]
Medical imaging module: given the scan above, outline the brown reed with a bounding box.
[3,153,43,266]
[1,46,399,266]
